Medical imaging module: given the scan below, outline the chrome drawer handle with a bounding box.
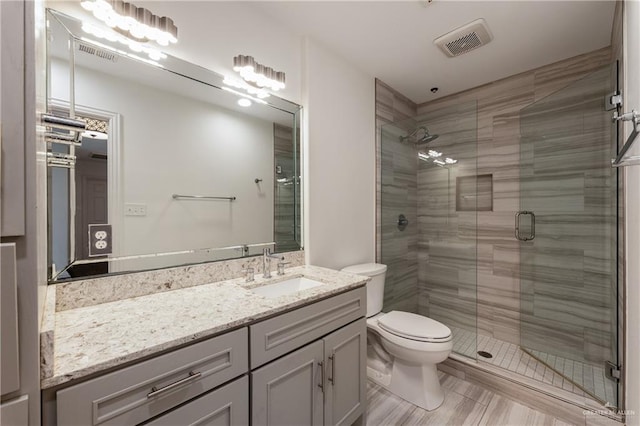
[318,361,324,392]
[147,371,202,398]
[328,354,335,385]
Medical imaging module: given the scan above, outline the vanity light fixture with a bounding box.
[233,55,285,92]
[80,0,178,46]
[81,23,167,63]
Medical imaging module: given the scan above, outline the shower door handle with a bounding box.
[515,211,535,241]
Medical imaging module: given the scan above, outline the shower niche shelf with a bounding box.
[456,174,493,212]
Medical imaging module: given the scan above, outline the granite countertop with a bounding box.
[41,265,368,389]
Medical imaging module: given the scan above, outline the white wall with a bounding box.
[51,59,274,266]
[624,0,640,422]
[302,38,376,270]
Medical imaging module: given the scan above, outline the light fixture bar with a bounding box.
[80,0,178,46]
[233,55,285,92]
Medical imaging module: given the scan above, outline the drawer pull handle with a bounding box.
[328,354,335,385]
[318,361,324,392]
[147,371,202,398]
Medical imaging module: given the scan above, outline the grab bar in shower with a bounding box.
[612,110,640,167]
[172,194,237,201]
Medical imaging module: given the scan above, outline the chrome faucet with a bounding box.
[263,248,284,279]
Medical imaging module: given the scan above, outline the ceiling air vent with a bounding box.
[434,18,493,58]
[77,42,118,63]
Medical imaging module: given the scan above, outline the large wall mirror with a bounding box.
[46,9,302,282]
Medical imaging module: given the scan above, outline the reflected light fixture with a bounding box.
[223,77,270,99]
[418,151,458,167]
[80,0,178,46]
[233,55,285,92]
[237,98,252,108]
[81,23,167,63]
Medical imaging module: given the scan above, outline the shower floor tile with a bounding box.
[450,327,616,406]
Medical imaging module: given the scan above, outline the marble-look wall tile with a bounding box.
[273,123,300,252]
[411,47,617,361]
[534,47,612,101]
[375,79,418,313]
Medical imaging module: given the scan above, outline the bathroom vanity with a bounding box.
[41,266,368,426]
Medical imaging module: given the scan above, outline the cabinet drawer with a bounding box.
[145,376,248,426]
[57,328,248,426]
[250,287,366,368]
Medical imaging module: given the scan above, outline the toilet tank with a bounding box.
[341,263,387,317]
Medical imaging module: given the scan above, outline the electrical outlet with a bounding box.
[125,203,147,216]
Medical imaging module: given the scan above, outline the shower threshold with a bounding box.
[449,327,616,409]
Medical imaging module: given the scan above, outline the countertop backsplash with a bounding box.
[52,250,305,312]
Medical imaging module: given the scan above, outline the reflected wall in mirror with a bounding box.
[46,9,302,283]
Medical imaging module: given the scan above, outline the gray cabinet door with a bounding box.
[0,244,20,395]
[323,319,366,426]
[145,376,248,426]
[0,0,26,237]
[252,340,324,426]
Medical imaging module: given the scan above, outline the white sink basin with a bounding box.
[251,277,324,299]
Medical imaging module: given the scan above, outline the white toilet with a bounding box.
[341,263,452,411]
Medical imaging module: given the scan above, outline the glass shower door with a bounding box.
[379,100,478,360]
[519,65,619,407]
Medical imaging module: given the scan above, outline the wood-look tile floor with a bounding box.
[451,327,616,405]
[366,373,575,426]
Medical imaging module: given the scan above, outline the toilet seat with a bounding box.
[377,311,452,343]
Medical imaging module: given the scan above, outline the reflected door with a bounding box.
[519,64,619,407]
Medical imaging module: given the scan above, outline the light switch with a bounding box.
[125,203,147,216]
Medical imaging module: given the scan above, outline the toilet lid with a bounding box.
[378,311,451,341]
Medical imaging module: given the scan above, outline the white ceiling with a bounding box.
[252,1,616,104]
[51,1,616,105]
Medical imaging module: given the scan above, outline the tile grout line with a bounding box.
[474,391,494,426]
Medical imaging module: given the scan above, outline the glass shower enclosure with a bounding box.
[379,63,620,409]
[518,64,620,406]
[380,101,479,360]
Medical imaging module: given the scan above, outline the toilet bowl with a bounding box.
[341,263,452,411]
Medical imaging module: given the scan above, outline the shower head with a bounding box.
[418,132,439,144]
[399,126,439,144]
